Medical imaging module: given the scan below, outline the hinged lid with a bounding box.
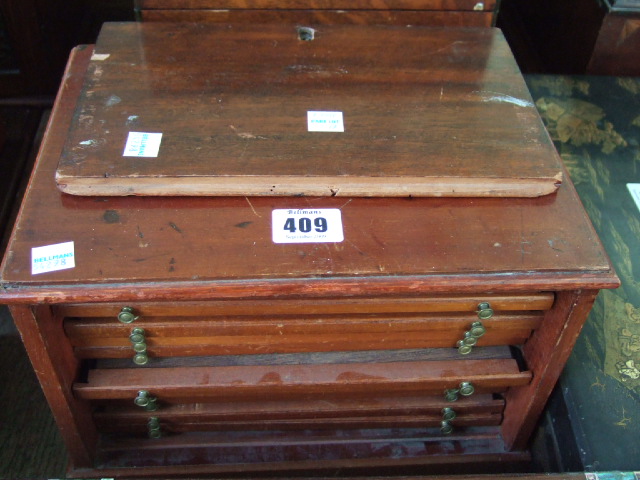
[55,23,563,197]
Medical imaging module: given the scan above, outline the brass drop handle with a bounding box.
[444,382,475,402]
[457,321,486,355]
[477,302,494,320]
[440,420,453,434]
[129,328,145,344]
[130,328,148,365]
[440,407,456,434]
[442,407,457,421]
[457,302,492,355]
[459,381,475,396]
[148,416,161,439]
[118,306,139,324]
[134,390,158,411]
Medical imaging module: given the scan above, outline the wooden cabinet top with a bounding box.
[0,37,618,304]
[55,23,562,198]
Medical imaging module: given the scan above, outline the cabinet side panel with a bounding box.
[9,304,97,467]
[501,289,599,449]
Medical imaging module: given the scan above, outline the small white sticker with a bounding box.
[31,241,75,275]
[123,132,163,157]
[307,111,344,132]
[91,53,110,61]
[272,209,344,243]
[628,184,640,213]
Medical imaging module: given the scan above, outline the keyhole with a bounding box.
[297,26,315,41]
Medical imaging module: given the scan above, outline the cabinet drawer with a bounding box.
[95,394,504,433]
[68,297,534,449]
[60,293,552,359]
[74,350,531,403]
[94,393,503,424]
[66,312,542,358]
[76,348,526,438]
[56,293,554,318]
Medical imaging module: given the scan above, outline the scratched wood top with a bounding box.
[55,23,563,198]
[0,45,619,303]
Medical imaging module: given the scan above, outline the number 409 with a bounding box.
[283,217,328,233]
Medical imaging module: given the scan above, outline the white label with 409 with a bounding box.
[272,209,344,243]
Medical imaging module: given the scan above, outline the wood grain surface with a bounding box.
[0,28,618,303]
[53,293,555,316]
[73,357,531,400]
[55,22,563,197]
[65,312,541,357]
[95,413,503,432]
[136,0,497,10]
[136,0,496,27]
[139,9,494,26]
[91,428,531,475]
[92,393,503,418]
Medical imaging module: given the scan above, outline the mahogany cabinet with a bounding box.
[0,27,619,477]
[135,0,498,27]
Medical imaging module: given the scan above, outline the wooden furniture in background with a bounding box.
[587,0,640,76]
[0,0,135,99]
[135,0,498,26]
[0,0,87,97]
[497,0,640,75]
[0,25,618,477]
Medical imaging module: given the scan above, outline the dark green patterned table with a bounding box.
[526,75,640,471]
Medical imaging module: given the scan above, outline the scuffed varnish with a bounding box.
[229,125,267,140]
[474,90,535,108]
[90,53,110,61]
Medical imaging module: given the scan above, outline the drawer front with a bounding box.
[57,293,554,317]
[65,312,542,358]
[75,348,529,438]
[66,294,541,446]
[94,394,504,433]
[60,293,553,360]
[75,357,531,402]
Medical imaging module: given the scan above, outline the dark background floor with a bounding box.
[0,305,68,477]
